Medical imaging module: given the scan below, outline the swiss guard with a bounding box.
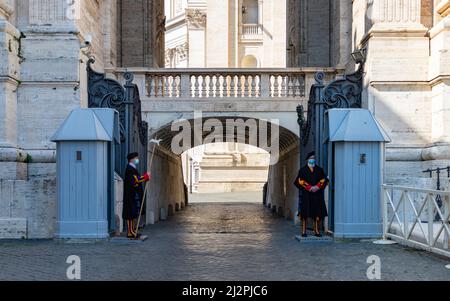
[294,151,329,237]
[123,152,151,239]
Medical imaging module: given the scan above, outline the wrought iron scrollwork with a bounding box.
[298,63,364,165]
[298,72,325,147]
[87,59,149,177]
[87,58,127,142]
[322,64,363,109]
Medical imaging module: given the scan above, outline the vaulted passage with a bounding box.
[143,116,302,225]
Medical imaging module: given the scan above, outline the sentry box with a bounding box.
[51,108,120,239]
[324,109,390,238]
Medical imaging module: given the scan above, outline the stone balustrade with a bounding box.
[114,68,340,101]
[240,23,263,39]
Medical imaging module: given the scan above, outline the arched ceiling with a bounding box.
[150,116,299,155]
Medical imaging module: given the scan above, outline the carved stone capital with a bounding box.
[368,0,427,31]
[186,9,207,29]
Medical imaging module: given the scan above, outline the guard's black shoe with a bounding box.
[314,233,322,237]
[301,233,307,237]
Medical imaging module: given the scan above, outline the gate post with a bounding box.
[124,72,136,157]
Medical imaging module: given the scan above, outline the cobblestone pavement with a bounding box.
[0,194,449,281]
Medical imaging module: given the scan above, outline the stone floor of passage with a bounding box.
[0,192,449,281]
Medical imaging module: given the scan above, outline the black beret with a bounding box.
[127,152,139,161]
[306,151,315,160]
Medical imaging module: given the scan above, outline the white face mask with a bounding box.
[134,159,140,166]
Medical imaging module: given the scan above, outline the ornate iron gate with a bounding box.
[297,64,363,171]
[87,59,149,231]
[87,59,148,178]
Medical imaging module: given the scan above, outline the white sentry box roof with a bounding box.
[325,109,391,143]
[51,108,119,142]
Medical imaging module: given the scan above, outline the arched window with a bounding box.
[241,55,258,68]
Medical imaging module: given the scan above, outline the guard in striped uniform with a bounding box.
[294,151,329,237]
[123,152,151,239]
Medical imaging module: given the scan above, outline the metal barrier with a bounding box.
[382,184,450,258]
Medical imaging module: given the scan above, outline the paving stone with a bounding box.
[0,201,449,281]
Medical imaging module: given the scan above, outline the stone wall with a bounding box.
[119,0,165,68]
[146,146,187,224]
[114,172,124,235]
[287,0,352,68]
[0,0,117,239]
[0,177,56,239]
[266,145,300,222]
[353,0,450,185]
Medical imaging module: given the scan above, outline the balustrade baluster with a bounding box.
[147,75,154,97]
[281,75,287,97]
[215,75,221,98]
[157,76,163,97]
[164,76,170,97]
[230,76,235,98]
[194,76,200,97]
[244,76,250,97]
[201,75,207,98]
[288,75,294,98]
[208,75,215,98]
[178,74,189,98]
[273,75,279,97]
[251,76,257,97]
[176,75,181,97]
[237,75,243,97]
[294,77,301,97]
[222,75,228,97]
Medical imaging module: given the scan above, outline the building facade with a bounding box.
[165,0,283,193]
[0,0,449,238]
[165,0,286,68]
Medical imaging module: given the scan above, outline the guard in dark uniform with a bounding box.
[294,151,329,237]
[123,152,151,239]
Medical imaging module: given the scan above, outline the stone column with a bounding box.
[16,0,81,160]
[354,0,439,183]
[120,0,165,68]
[369,0,427,31]
[424,0,450,160]
[257,0,263,28]
[0,0,23,174]
[187,8,207,67]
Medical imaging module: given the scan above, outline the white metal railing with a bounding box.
[382,184,450,258]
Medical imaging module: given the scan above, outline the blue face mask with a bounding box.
[134,159,140,166]
[308,159,316,166]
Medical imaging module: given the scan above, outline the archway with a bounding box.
[143,115,301,225]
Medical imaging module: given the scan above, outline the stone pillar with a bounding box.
[425,0,450,160]
[17,0,81,155]
[0,0,23,177]
[119,0,165,68]
[330,0,352,70]
[354,0,440,183]
[206,0,228,67]
[257,0,263,26]
[187,8,207,67]
[369,0,426,31]
[287,0,330,67]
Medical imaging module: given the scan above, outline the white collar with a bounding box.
[129,162,136,169]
